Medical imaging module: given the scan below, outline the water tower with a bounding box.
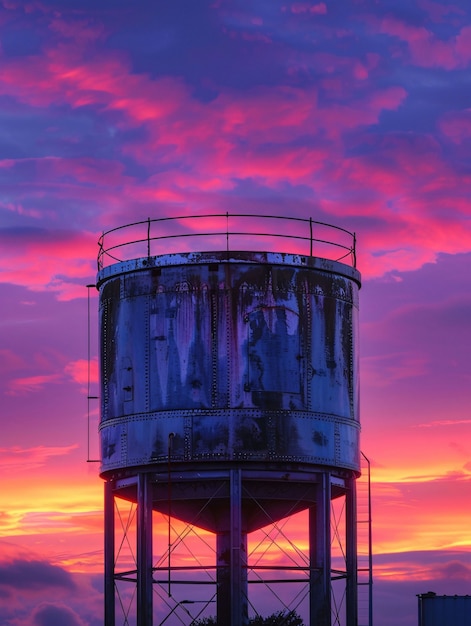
[96,214,362,626]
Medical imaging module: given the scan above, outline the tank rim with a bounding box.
[96,250,361,289]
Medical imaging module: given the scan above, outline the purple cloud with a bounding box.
[31,603,86,626]
[0,559,75,591]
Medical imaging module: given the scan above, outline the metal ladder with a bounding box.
[357,452,373,626]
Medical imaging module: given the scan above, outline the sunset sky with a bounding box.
[1,0,471,624]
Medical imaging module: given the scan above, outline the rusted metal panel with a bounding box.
[98,252,361,475]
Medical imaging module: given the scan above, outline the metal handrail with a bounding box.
[97,213,356,270]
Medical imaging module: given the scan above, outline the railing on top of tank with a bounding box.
[97,213,357,270]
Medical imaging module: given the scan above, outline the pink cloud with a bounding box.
[0,13,468,288]
[297,49,381,90]
[416,419,471,429]
[125,83,406,190]
[65,358,98,386]
[1,33,405,165]
[0,349,25,372]
[290,2,327,15]
[19,511,102,538]
[0,445,78,471]
[7,373,63,395]
[1,200,43,219]
[315,131,471,275]
[455,25,471,62]
[379,16,471,68]
[0,155,130,190]
[0,36,188,120]
[0,228,97,299]
[48,16,107,45]
[439,108,471,143]
[353,62,369,80]
[0,1,53,15]
[418,0,465,22]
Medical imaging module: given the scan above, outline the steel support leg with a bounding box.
[346,476,358,626]
[217,469,248,626]
[104,480,115,626]
[310,472,331,626]
[137,473,153,626]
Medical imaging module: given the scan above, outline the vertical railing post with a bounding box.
[226,212,229,253]
[98,232,105,270]
[309,217,313,257]
[147,218,151,258]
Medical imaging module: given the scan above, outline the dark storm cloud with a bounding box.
[31,603,85,626]
[435,560,471,581]
[0,559,75,590]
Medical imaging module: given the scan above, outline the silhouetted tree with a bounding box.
[192,610,304,625]
[251,610,304,625]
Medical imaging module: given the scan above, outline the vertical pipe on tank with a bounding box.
[137,473,153,626]
[104,480,115,626]
[309,472,331,626]
[217,470,248,626]
[345,476,358,626]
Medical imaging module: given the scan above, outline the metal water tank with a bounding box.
[97,214,361,626]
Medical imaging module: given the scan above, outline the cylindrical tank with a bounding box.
[97,215,361,626]
[98,251,360,518]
